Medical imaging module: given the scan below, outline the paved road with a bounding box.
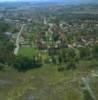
[14,24,25,55]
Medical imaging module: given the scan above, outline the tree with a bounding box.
[13,56,42,72]
[0,22,9,33]
[66,60,76,70]
[0,64,4,70]
[57,48,80,70]
[93,44,98,57]
[79,47,91,59]
[65,48,80,69]
[5,42,15,51]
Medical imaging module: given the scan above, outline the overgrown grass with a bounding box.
[0,58,98,100]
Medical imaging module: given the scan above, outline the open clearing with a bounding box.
[0,59,98,100]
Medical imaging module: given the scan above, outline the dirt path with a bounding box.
[82,77,96,100]
[14,24,25,55]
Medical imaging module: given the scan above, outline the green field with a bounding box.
[18,47,38,58]
[0,58,98,100]
[0,65,82,100]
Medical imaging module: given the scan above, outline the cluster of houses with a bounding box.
[8,16,98,55]
[34,18,98,51]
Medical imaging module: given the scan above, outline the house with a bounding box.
[4,32,12,36]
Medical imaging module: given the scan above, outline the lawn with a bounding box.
[18,47,38,58]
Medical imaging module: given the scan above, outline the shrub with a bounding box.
[13,56,42,72]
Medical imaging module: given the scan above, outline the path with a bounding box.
[14,24,25,55]
[82,77,96,100]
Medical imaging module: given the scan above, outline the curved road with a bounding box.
[14,24,25,55]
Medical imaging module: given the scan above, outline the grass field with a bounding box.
[0,64,83,100]
[18,47,38,58]
[0,58,98,100]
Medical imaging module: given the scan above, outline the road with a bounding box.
[14,24,25,55]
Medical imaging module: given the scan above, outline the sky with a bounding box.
[0,0,97,4]
[0,0,93,1]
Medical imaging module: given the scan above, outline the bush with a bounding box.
[58,67,64,72]
[66,61,76,70]
[13,56,42,72]
[0,64,4,70]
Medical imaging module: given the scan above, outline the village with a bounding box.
[10,16,98,56]
[0,2,98,100]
